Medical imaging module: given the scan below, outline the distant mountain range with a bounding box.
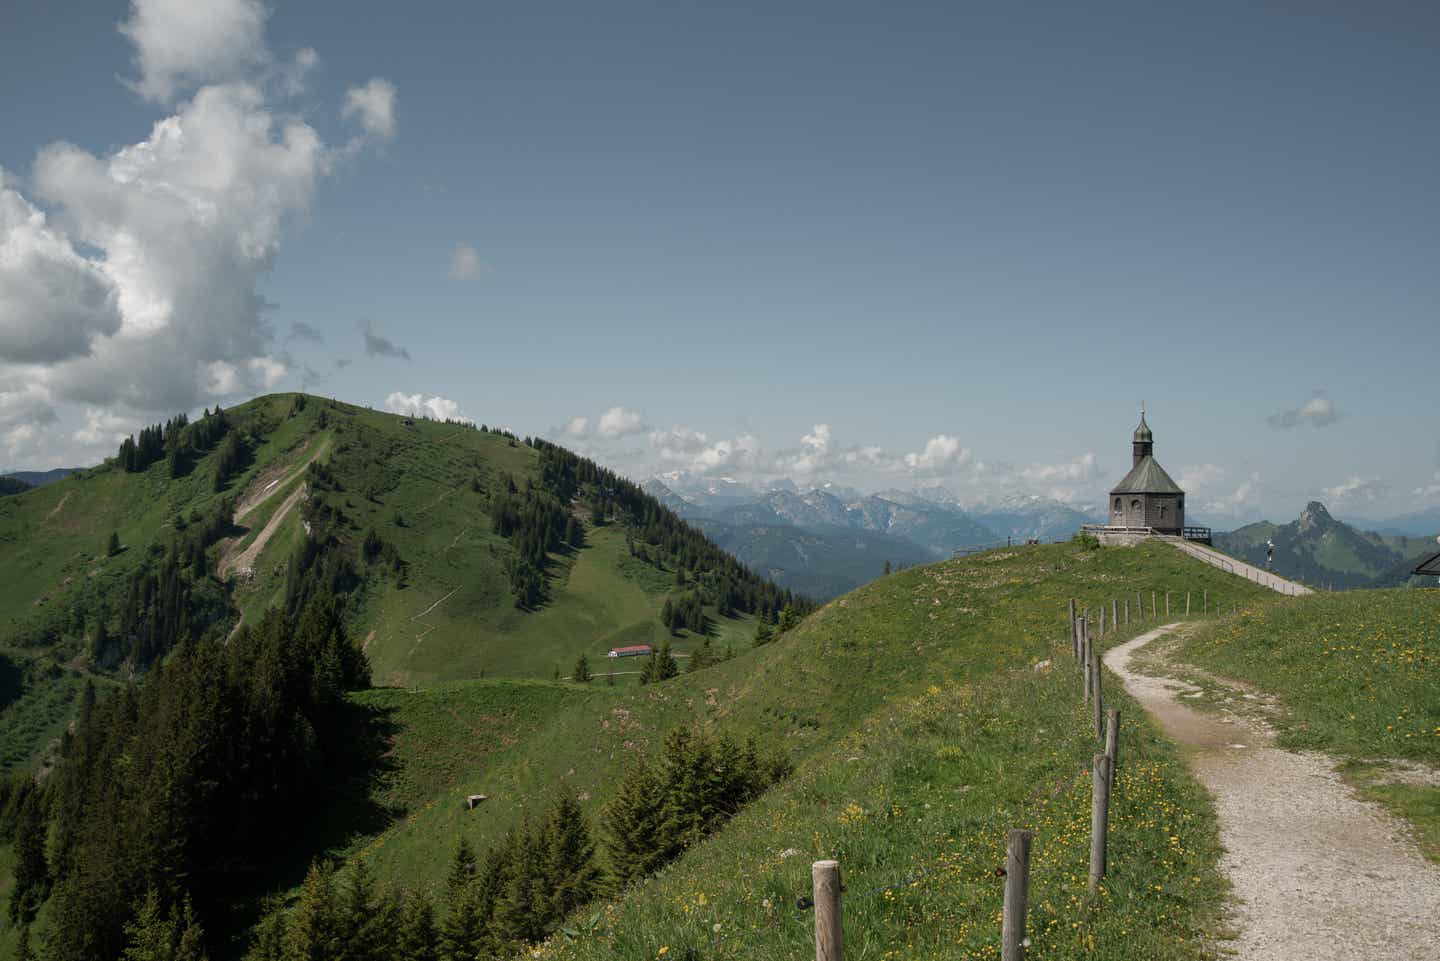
[1,467,81,488]
[642,475,1102,598]
[1214,501,1437,590]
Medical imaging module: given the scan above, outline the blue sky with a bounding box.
[1,0,1437,523]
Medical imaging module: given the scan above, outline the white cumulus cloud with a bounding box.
[343,78,398,141]
[597,406,646,438]
[384,392,471,423]
[904,434,969,473]
[120,0,268,103]
[1268,391,1342,430]
[449,243,487,280]
[1321,475,1386,504]
[1415,471,1440,503]
[0,177,122,363]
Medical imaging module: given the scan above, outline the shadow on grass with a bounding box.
[214,698,403,957]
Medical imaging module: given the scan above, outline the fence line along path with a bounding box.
[1159,537,1312,596]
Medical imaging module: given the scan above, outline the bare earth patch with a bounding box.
[219,484,307,579]
[1105,624,1440,961]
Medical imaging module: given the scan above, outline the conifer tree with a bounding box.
[439,880,485,961]
[14,924,33,961]
[8,788,48,924]
[174,898,209,961]
[243,900,287,961]
[119,890,174,961]
[340,860,385,961]
[495,816,554,948]
[654,641,679,682]
[285,862,342,961]
[397,890,439,961]
[572,652,592,683]
[108,531,122,556]
[603,759,663,884]
[543,791,601,922]
[446,838,477,896]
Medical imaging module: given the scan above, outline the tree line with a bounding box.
[114,408,237,483]
[518,439,813,622]
[9,595,371,961]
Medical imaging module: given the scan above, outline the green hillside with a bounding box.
[0,518,1285,960]
[302,541,1278,961]
[0,394,800,782]
[222,541,1273,958]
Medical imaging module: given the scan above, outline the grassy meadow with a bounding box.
[254,540,1280,961]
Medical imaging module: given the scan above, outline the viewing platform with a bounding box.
[1081,524,1212,547]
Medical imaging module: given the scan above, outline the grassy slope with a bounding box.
[1180,589,1440,860]
[296,541,1277,961]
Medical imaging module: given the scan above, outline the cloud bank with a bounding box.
[549,405,1102,507]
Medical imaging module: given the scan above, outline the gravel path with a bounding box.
[1105,624,1440,960]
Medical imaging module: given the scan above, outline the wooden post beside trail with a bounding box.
[1151,591,1157,618]
[1111,598,1118,634]
[1165,591,1170,616]
[1091,652,1103,741]
[1203,590,1208,614]
[1186,591,1191,615]
[1136,591,1143,619]
[1089,754,1112,893]
[1123,598,1129,625]
[1099,605,1106,635]
[1104,709,1120,788]
[1069,599,1077,657]
[1001,830,1032,961]
[813,860,843,961]
[1082,626,1092,704]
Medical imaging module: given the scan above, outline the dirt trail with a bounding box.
[1105,625,1440,961]
[45,491,71,521]
[219,484,306,579]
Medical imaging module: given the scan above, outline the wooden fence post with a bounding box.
[1151,591,1157,618]
[1099,605,1105,635]
[1165,591,1170,616]
[1082,624,1091,703]
[1091,652,1103,741]
[1111,598,1118,634]
[813,860,843,961]
[1123,598,1129,625]
[1186,591,1191,615]
[1089,754,1112,893]
[1104,709,1120,788]
[1135,591,1143,620]
[1001,830,1032,961]
[1069,599,1077,657]
[1203,590,1208,614]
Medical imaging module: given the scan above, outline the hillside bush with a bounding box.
[604,725,791,886]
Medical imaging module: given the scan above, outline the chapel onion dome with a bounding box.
[1133,412,1152,444]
